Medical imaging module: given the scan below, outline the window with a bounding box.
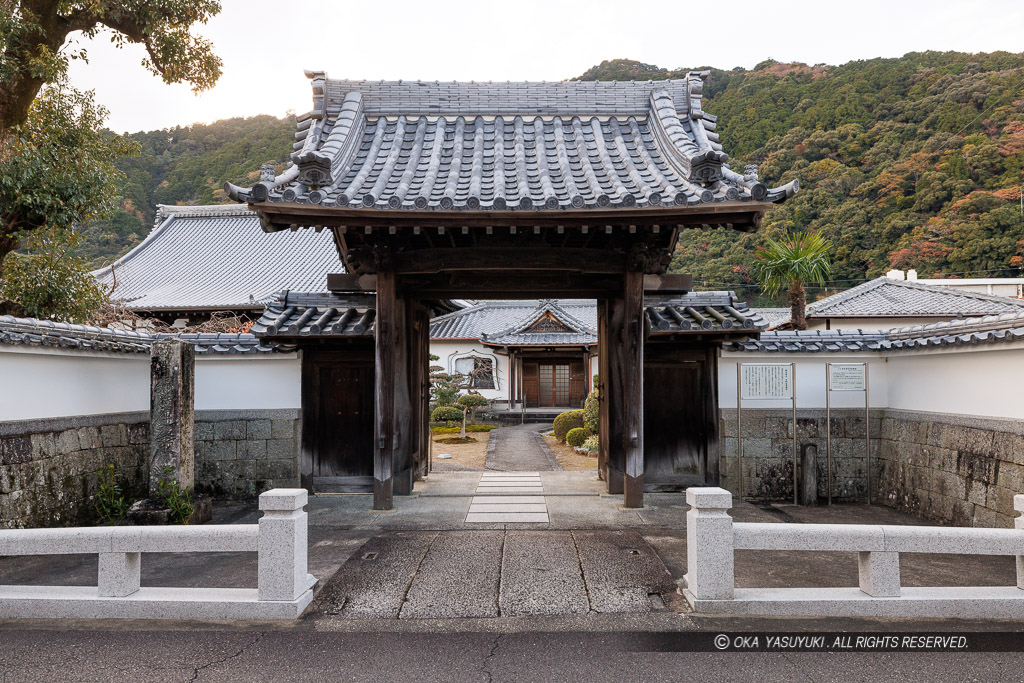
[454,356,495,389]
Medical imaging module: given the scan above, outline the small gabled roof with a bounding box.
[91,205,339,312]
[250,292,377,339]
[226,72,798,214]
[430,299,598,344]
[806,277,1024,319]
[481,300,598,346]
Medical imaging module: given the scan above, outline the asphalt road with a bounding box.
[2,627,1023,682]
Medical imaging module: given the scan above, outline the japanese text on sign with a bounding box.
[829,363,866,391]
[740,364,793,400]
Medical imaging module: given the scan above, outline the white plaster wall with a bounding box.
[430,341,508,401]
[718,351,889,410]
[194,354,301,410]
[0,348,150,421]
[885,344,1024,420]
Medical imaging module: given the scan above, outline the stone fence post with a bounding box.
[258,488,310,602]
[684,487,735,600]
[150,339,195,493]
[1016,494,1023,590]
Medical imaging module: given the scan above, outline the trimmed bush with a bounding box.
[582,434,600,452]
[566,427,589,448]
[582,389,599,433]
[553,409,584,442]
[431,406,463,423]
[457,393,489,423]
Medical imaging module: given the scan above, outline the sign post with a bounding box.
[825,363,870,506]
[737,363,797,504]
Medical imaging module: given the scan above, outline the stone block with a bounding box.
[966,480,987,507]
[763,417,790,439]
[972,505,1006,529]
[985,485,1018,519]
[684,487,734,601]
[963,428,995,455]
[194,422,214,442]
[741,437,772,458]
[240,440,267,461]
[996,462,1024,492]
[55,430,81,454]
[214,421,246,441]
[266,439,296,461]
[247,420,273,440]
[845,417,867,439]
[994,434,1024,466]
[98,552,141,598]
[858,551,901,597]
[256,460,296,481]
[126,423,149,446]
[203,440,236,462]
[795,418,820,439]
[100,425,127,448]
[0,436,32,466]
[77,427,101,450]
[271,419,297,440]
[30,433,57,459]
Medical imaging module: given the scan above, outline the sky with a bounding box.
[65,0,1024,133]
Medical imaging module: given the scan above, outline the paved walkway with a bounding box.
[467,472,548,523]
[485,422,559,471]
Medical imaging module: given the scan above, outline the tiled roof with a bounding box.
[250,292,376,339]
[806,277,1024,318]
[0,315,151,353]
[430,300,598,343]
[729,329,888,353]
[0,315,275,355]
[481,300,598,346]
[645,292,767,335]
[728,311,1024,353]
[749,307,792,328]
[91,204,339,311]
[225,72,798,212]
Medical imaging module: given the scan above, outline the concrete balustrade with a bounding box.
[0,488,315,620]
[683,487,1024,618]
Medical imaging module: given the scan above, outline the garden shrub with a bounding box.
[431,406,464,423]
[582,389,599,433]
[553,409,584,442]
[582,434,600,452]
[566,427,589,448]
[457,393,489,423]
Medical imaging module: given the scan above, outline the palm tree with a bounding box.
[754,231,833,330]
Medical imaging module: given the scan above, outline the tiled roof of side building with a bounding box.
[430,300,598,342]
[728,311,1024,353]
[806,277,1024,318]
[225,72,798,213]
[91,204,339,311]
[0,315,276,354]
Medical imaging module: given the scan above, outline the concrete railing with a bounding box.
[0,488,316,620]
[683,487,1024,618]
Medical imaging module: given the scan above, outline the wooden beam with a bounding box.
[391,248,626,275]
[373,268,396,510]
[623,268,645,508]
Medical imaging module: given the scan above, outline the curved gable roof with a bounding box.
[807,277,1024,318]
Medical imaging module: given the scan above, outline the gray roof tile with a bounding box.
[92,205,339,311]
[806,277,1024,318]
[226,72,798,211]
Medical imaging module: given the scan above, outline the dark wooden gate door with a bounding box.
[642,360,706,490]
[302,352,375,492]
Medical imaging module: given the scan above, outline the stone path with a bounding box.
[466,472,547,523]
[314,528,678,619]
[485,422,559,471]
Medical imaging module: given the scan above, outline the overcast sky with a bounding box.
[65,0,1024,133]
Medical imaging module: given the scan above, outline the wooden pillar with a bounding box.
[597,300,610,483]
[606,296,626,495]
[374,269,397,510]
[622,268,645,508]
[392,292,414,495]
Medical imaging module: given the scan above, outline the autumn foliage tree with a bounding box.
[0,0,223,308]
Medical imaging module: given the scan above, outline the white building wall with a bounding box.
[0,347,302,422]
[0,348,150,421]
[718,351,889,410]
[885,344,1024,420]
[431,341,508,401]
[194,354,301,410]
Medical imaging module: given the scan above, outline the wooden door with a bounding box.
[642,360,706,490]
[302,351,375,492]
[522,361,540,407]
[569,360,586,406]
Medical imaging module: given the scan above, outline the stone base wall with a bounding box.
[875,409,1024,528]
[194,409,301,499]
[0,413,149,529]
[719,408,878,503]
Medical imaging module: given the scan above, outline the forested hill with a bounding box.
[85,52,1024,303]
